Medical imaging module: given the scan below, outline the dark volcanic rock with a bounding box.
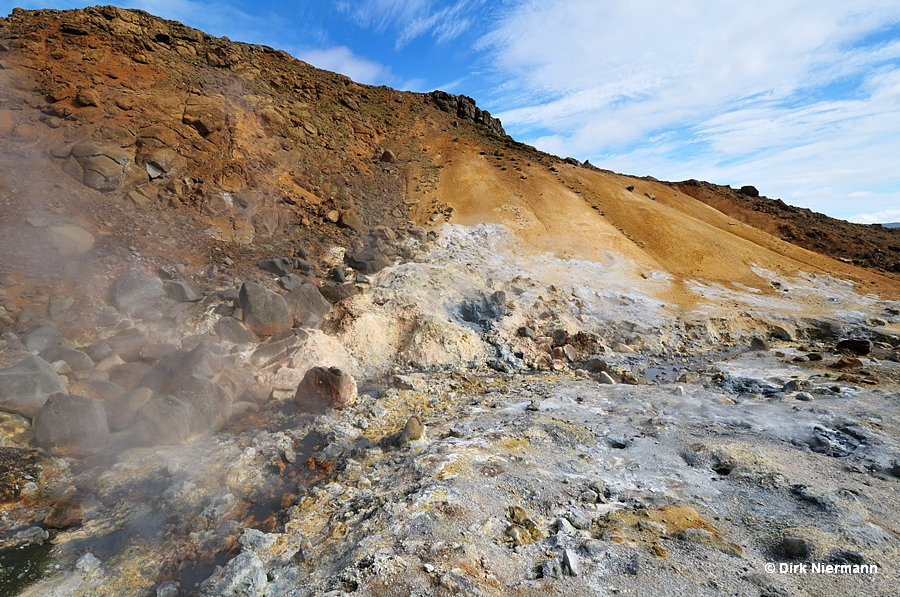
[216,317,259,344]
[238,281,293,337]
[835,339,872,355]
[0,356,68,417]
[34,393,110,456]
[739,185,759,197]
[294,366,357,412]
[132,374,231,444]
[139,344,224,394]
[429,91,506,136]
[283,283,332,328]
[164,279,201,302]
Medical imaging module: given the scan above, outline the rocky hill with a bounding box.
[670,180,900,273]
[1,6,899,597]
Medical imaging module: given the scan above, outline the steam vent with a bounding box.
[1,6,900,597]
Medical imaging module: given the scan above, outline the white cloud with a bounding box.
[847,209,900,224]
[297,46,393,85]
[337,0,483,48]
[481,0,900,220]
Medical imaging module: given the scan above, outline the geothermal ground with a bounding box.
[1,6,899,597]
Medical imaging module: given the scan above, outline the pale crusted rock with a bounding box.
[0,356,68,417]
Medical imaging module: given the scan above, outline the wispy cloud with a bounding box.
[297,46,394,85]
[482,0,900,220]
[337,0,483,48]
[848,208,900,224]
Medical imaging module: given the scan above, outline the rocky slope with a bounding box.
[670,180,900,274]
[1,6,899,597]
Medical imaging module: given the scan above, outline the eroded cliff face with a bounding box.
[1,7,900,597]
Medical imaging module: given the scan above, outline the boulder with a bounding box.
[33,393,109,456]
[131,394,193,444]
[107,362,152,391]
[40,346,94,372]
[68,379,126,402]
[104,387,152,431]
[46,225,94,256]
[835,339,872,356]
[139,344,224,394]
[0,356,68,417]
[111,269,163,313]
[283,283,332,328]
[740,185,760,197]
[294,366,357,412]
[318,281,358,304]
[176,374,233,435]
[23,325,61,353]
[216,317,259,344]
[163,280,201,302]
[238,281,293,337]
[131,375,231,444]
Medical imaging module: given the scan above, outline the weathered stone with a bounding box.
[740,185,760,197]
[139,345,224,394]
[104,387,153,431]
[49,297,76,320]
[163,280,201,302]
[294,366,357,412]
[835,339,872,355]
[830,355,863,369]
[778,536,812,559]
[0,356,68,417]
[46,225,94,255]
[74,88,101,107]
[598,371,616,384]
[69,379,126,402]
[750,337,769,351]
[174,374,232,435]
[111,269,163,313]
[238,281,293,337]
[108,362,152,391]
[216,317,259,344]
[198,552,267,597]
[104,329,149,362]
[400,415,426,443]
[44,497,99,529]
[338,208,364,232]
[40,346,94,372]
[23,325,61,353]
[131,394,193,444]
[283,283,332,328]
[34,393,109,456]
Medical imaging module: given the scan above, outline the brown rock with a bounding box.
[830,355,863,369]
[74,88,101,107]
[44,497,99,529]
[294,366,357,412]
[400,415,426,443]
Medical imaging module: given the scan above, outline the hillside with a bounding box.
[1,7,899,597]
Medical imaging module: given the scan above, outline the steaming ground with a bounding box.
[0,7,899,596]
[1,222,899,596]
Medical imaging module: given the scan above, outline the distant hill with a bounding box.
[883,222,900,228]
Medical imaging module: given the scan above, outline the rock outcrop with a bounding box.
[429,91,506,136]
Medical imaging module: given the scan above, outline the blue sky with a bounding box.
[4,1,900,223]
